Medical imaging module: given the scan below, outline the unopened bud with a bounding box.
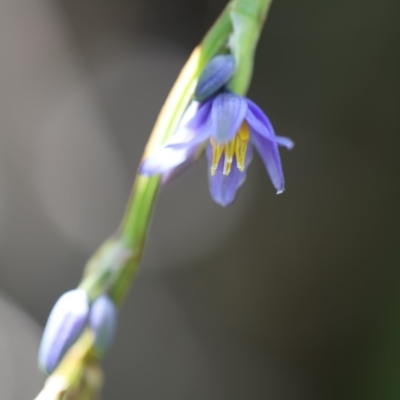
[38,289,89,374]
[195,54,235,102]
[89,295,117,357]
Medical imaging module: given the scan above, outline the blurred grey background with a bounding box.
[0,0,399,399]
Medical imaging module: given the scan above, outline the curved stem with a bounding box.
[34,0,275,398]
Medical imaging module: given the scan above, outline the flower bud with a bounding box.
[89,295,117,357]
[194,54,235,102]
[38,289,89,374]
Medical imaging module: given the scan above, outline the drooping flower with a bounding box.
[89,295,117,357]
[38,289,89,374]
[140,53,293,206]
[140,91,293,206]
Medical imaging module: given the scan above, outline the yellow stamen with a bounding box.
[209,123,251,176]
[223,140,235,175]
[210,138,224,175]
[235,123,250,171]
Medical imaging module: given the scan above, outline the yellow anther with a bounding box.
[236,123,250,171]
[237,122,250,141]
[209,124,251,176]
[223,140,235,175]
[210,138,224,175]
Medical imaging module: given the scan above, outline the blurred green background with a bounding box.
[0,0,398,398]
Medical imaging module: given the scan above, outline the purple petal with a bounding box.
[246,99,294,149]
[206,143,253,207]
[270,135,295,149]
[178,100,211,136]
[38,289,89,374]
[178,100,202,128]
[165,100,212,148]
[165,125,210,150]
[89,295,117,357]
[251,131,285,194]
[195,55,236,102]
[210,92,247,144]
[140,143,197,175]
[161,144,204,185]
[140,101,211,175]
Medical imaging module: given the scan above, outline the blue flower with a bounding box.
[38,289,89,374]
[140,91,293,206]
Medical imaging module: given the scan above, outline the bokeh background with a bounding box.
[0,0,399,398]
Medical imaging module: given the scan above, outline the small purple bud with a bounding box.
[38,289,89,374]
[89,295,117,357]
[195,54,235,102]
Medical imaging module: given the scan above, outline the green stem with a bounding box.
[108,9,234,304]
[80,0,275,307]
[35,0,275,398]
[119,10,233,245]
[229,0,274,93]
[78,7,234,306]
